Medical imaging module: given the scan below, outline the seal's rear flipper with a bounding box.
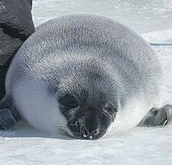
[0,96,21,130]
[138,104,172,127]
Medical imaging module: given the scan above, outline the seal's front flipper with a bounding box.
[0,96,21,130]
[0,108,21,130]
[138,104,172,127]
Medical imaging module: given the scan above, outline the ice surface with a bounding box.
[32,0,172,34]
[1,0,172,165]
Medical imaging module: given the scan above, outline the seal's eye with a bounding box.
[58,94,79,109]
[102,103,117,121]
[103,102,117,115]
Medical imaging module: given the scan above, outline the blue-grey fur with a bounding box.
[1,14,169,138]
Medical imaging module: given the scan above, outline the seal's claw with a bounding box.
[163,104,172,124]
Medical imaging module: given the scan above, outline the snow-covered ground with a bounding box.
[1,0,172,165]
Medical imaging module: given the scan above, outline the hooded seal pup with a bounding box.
[0,14,172,139]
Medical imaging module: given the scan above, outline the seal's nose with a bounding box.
[80,124,99,140]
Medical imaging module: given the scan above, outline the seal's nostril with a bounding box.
[91,129,98,137]
[81,127,89,138]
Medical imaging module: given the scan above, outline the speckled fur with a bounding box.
[5,14,164,135]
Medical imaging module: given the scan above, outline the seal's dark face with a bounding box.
[58,93,117,140]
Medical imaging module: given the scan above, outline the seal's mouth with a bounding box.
[67,122,107,140]
[67,111,113,140]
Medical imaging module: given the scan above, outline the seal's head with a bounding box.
[58,92,117,140]
[56,59,120,140]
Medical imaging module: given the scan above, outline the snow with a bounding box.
[1,0,172,165]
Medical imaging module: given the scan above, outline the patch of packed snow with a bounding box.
[142,29,172,45]
[1,0,172,165]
